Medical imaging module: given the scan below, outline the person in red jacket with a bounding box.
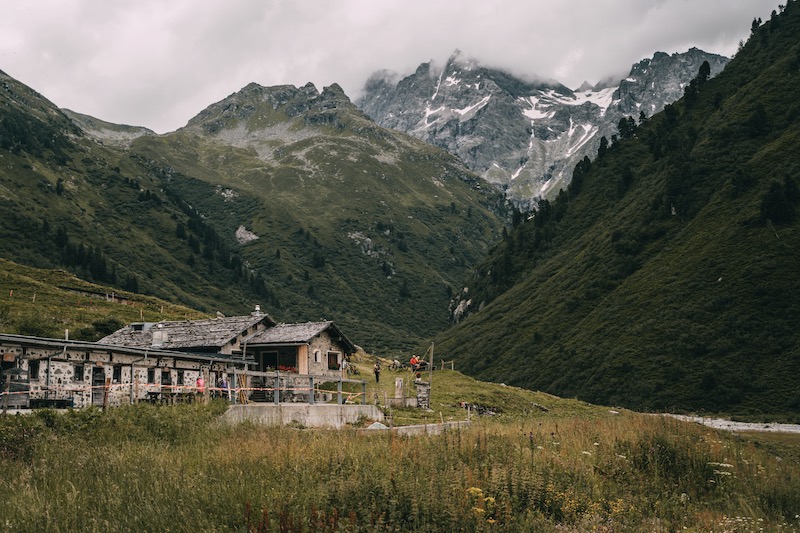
[195,375,206,402]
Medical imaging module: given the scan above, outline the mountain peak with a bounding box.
[321,83,346,99]
[357,47,730,206]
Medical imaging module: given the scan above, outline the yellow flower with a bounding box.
[467,487,484,497]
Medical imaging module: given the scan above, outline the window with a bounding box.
[28,360,40,380]
[147,368,155,384]
[327,351,341,371]
[113,365,122,383]
[74,364,84,382]
[177,369,185,385]
[314,349,321,363]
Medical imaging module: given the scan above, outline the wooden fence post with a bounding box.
[2,374,10,414]
[103,377,110,410]
[232,369,238,404]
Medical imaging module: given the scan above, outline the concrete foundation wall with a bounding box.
[357,420,472,436]
[391,420,471,436]
[221,404,384,429]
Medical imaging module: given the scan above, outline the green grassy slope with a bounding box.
[1,65,277,317]
[0,258,205,339]
[434,3,800,419]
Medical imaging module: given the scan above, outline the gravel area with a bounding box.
[667,414,800,434]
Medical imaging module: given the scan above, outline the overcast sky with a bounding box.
[0,0,777,134]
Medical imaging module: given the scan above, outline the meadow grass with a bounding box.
[1,398,799,532]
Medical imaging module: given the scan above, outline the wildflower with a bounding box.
[708,462,733,468]
[467,487,483,497]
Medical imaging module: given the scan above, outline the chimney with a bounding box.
[252,304,262,316]
[152,324,168,346]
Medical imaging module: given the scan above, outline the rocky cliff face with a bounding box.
[357,48,729,208]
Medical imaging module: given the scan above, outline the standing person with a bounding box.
[373,361,381,383]
[217,374,229,401]
[195,374,206,402]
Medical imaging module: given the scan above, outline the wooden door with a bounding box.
[91,367,106,406]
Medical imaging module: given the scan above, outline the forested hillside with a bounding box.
[0,72,506,353]
[436,2,800,419]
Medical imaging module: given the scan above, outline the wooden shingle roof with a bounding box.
[0,334,252,365]
[99,313,276,350]
[246,321,356,353]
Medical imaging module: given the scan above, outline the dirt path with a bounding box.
[667,414,800,434]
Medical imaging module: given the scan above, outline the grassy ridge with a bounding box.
[1,395,798,531]
[0,258,206,339]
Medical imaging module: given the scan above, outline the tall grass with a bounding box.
[1,404,799,531]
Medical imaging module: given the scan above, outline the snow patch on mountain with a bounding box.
[522,97,554,120]
[565,124,596,158]
[455,96,490,118]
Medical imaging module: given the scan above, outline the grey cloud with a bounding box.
[0,0,777,133]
